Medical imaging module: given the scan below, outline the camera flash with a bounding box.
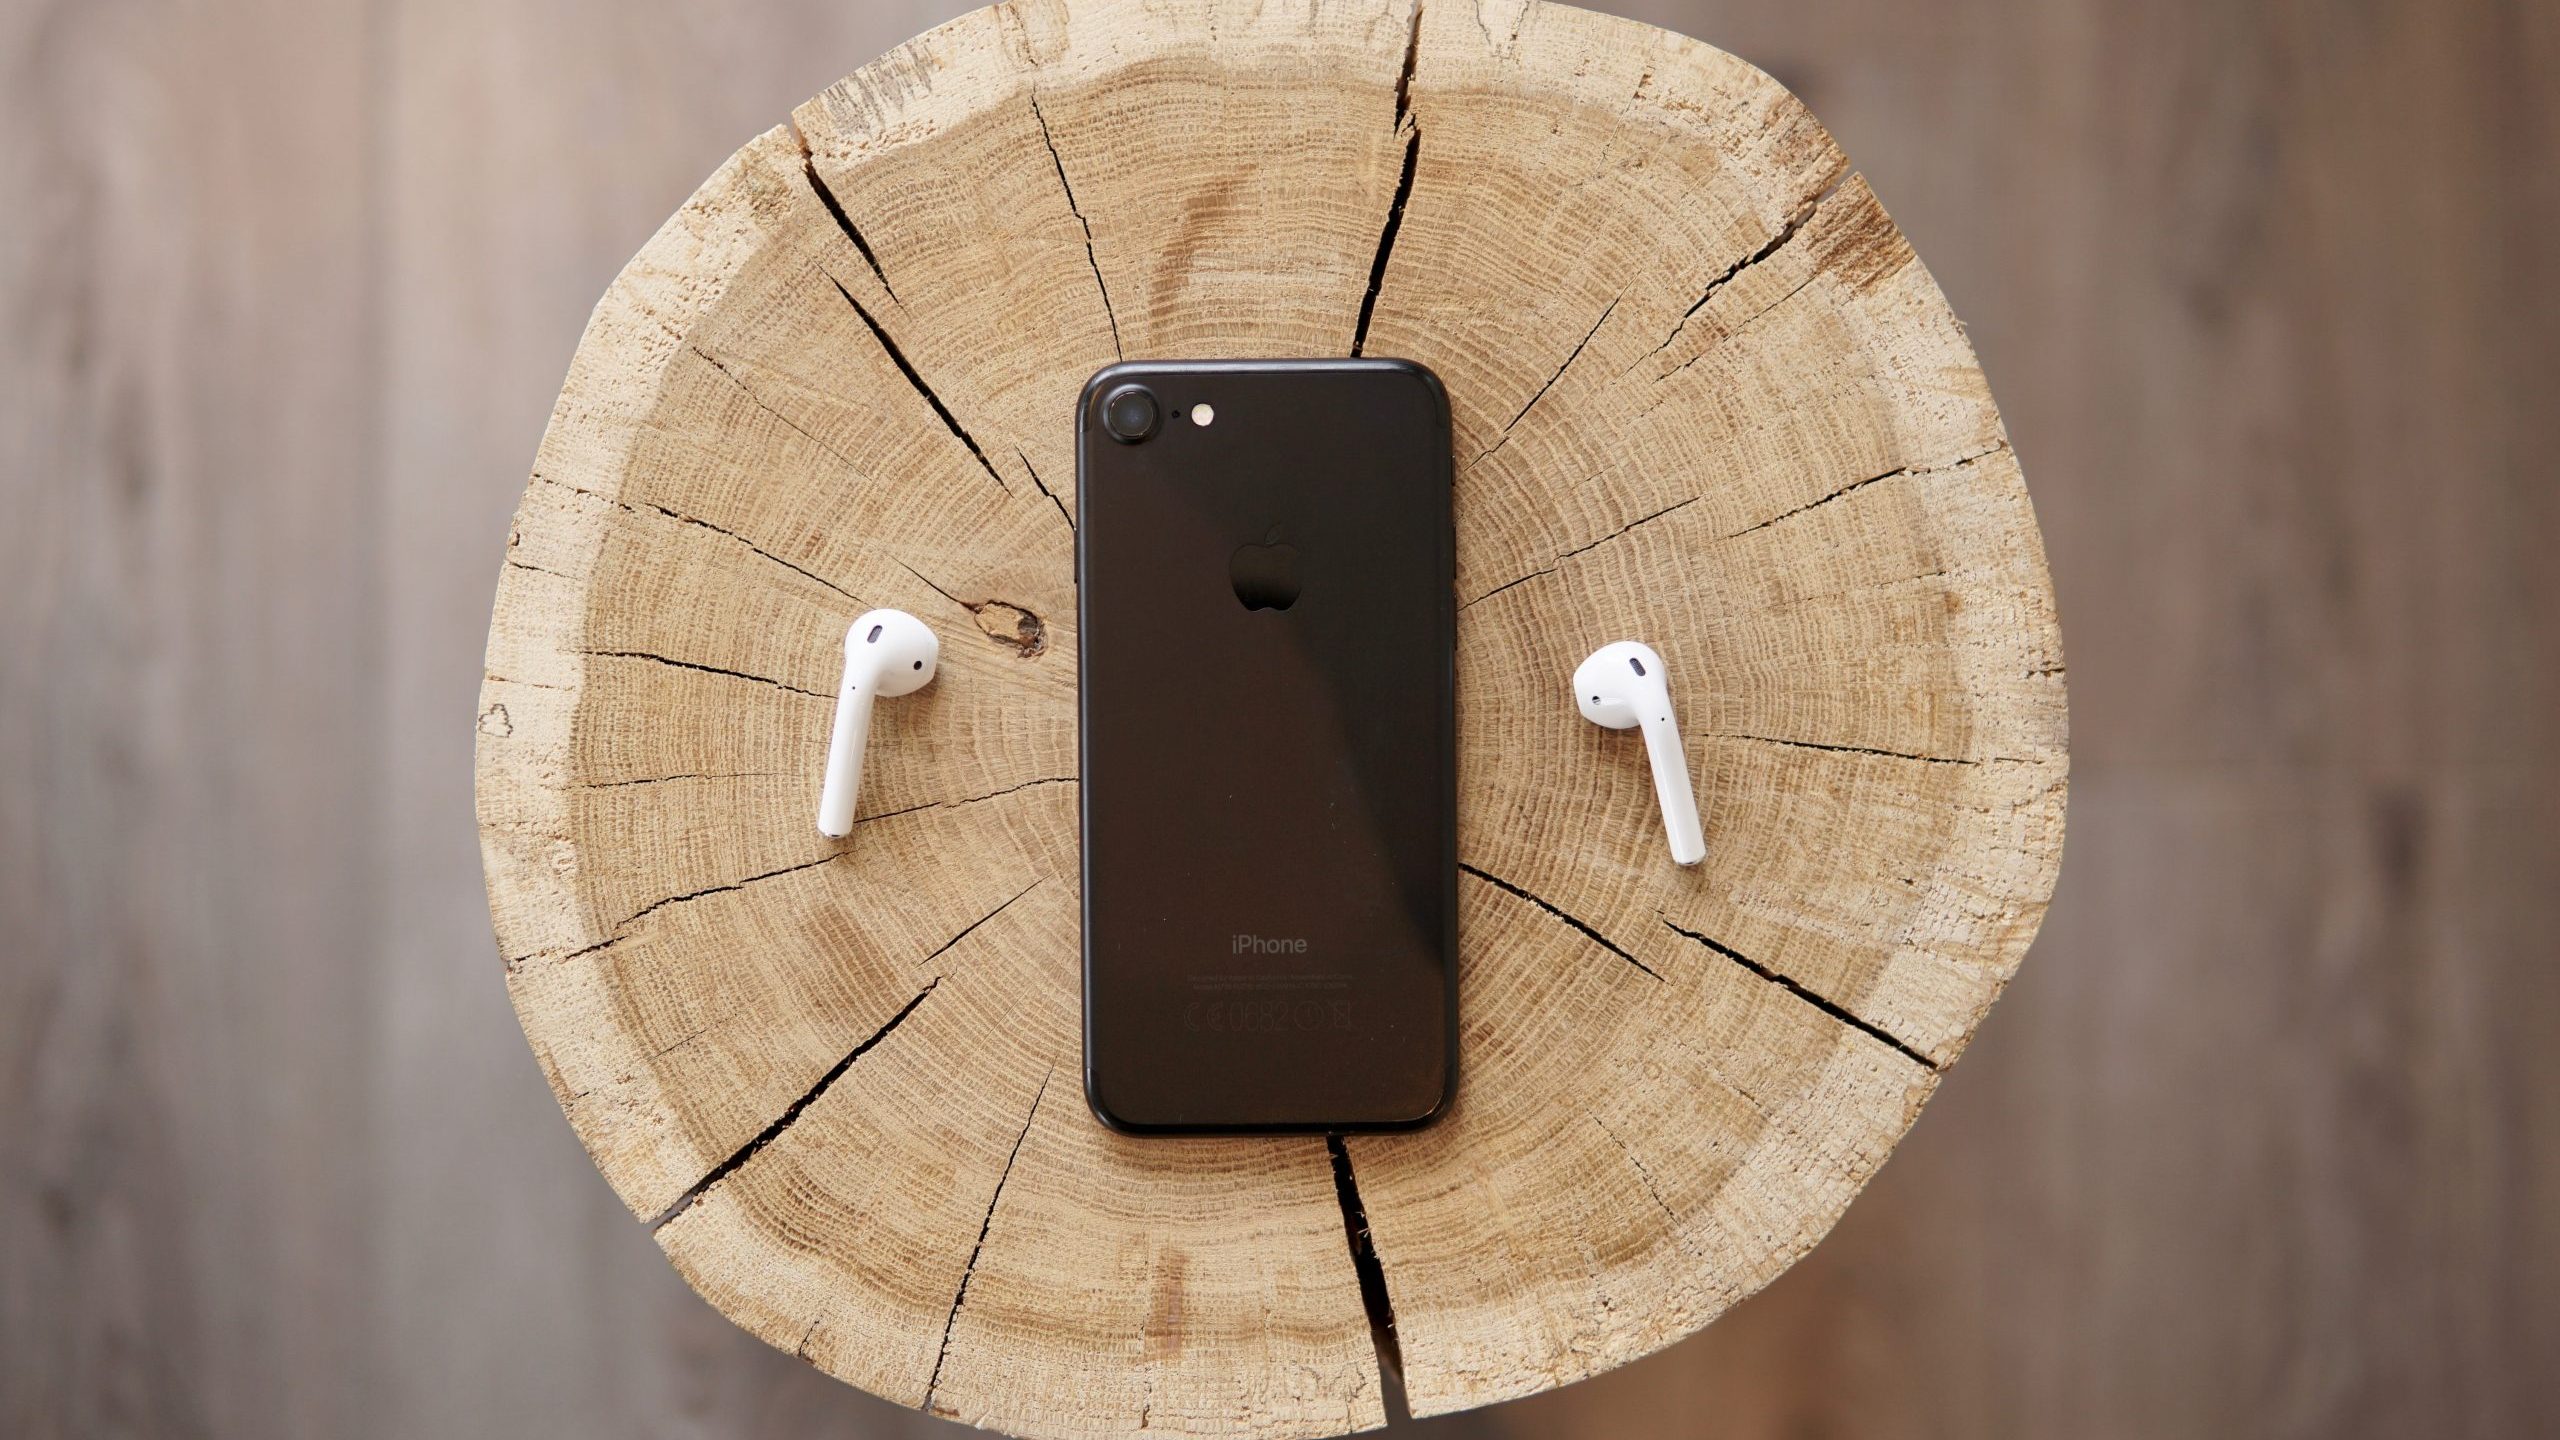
[1190,403,1215,427]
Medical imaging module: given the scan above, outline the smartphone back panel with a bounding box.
[1077,359,1456,1133]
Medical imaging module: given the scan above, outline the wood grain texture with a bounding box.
[8,0,2557,1437]
[474,2,2062,1431]
[1,3,379,1435]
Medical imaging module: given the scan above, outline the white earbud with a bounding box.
[1574,640,1705,866]
[817,609,939,838]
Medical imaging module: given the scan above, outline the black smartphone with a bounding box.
[1077,358,1457,1134]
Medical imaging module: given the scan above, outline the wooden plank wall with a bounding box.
[4,0,2553,1436]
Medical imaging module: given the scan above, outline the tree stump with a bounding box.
[475,1,2066,1434]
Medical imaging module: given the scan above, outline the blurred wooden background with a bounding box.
[4,0,2555,1436]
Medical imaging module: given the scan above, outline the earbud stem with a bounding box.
[1638,709,1707,867]
[816,673,875,838]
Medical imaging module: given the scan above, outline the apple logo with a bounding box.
[1230,530,1302,612]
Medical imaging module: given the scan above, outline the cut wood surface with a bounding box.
[474,1,2066,1433]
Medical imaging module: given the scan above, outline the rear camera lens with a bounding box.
[1100,384,1161,444]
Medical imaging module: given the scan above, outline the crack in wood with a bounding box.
[686,343,864,472]
[1642,216,1810,363]
[1459,863,1661,980]
[1392,1,1424,129]
[1718,441,2011,542]
[1707,732,1984,767]
[925,1066,1053,1415]
[586,879,1039,1105]
[512,851,843,971]
[789,118,898,303]
[515,786,1061,972]
[1350,120,1421,358]
[647,1020,723,1065]
[1466,439,2005,621]
[1016,447,1074,534]
[1326,1134,1408,1424]
[855,775,1077,827]
[1470,294,1619,471]
[1460,565,1550,613]
[1656,917,1938,1070]
[919,878,1044,968]
[1459,495,1699,611]
[531,471,861,604]
[646,978,942,1231]
[577,648,829,698]
[1633,169,1850,375]
[1027,92,1120,358]
[823,276,1010,495]
[1654,269,1823,391]
[570,770,794,790]
[1589,1115,1684,1236]
[1354,9,1426,360]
